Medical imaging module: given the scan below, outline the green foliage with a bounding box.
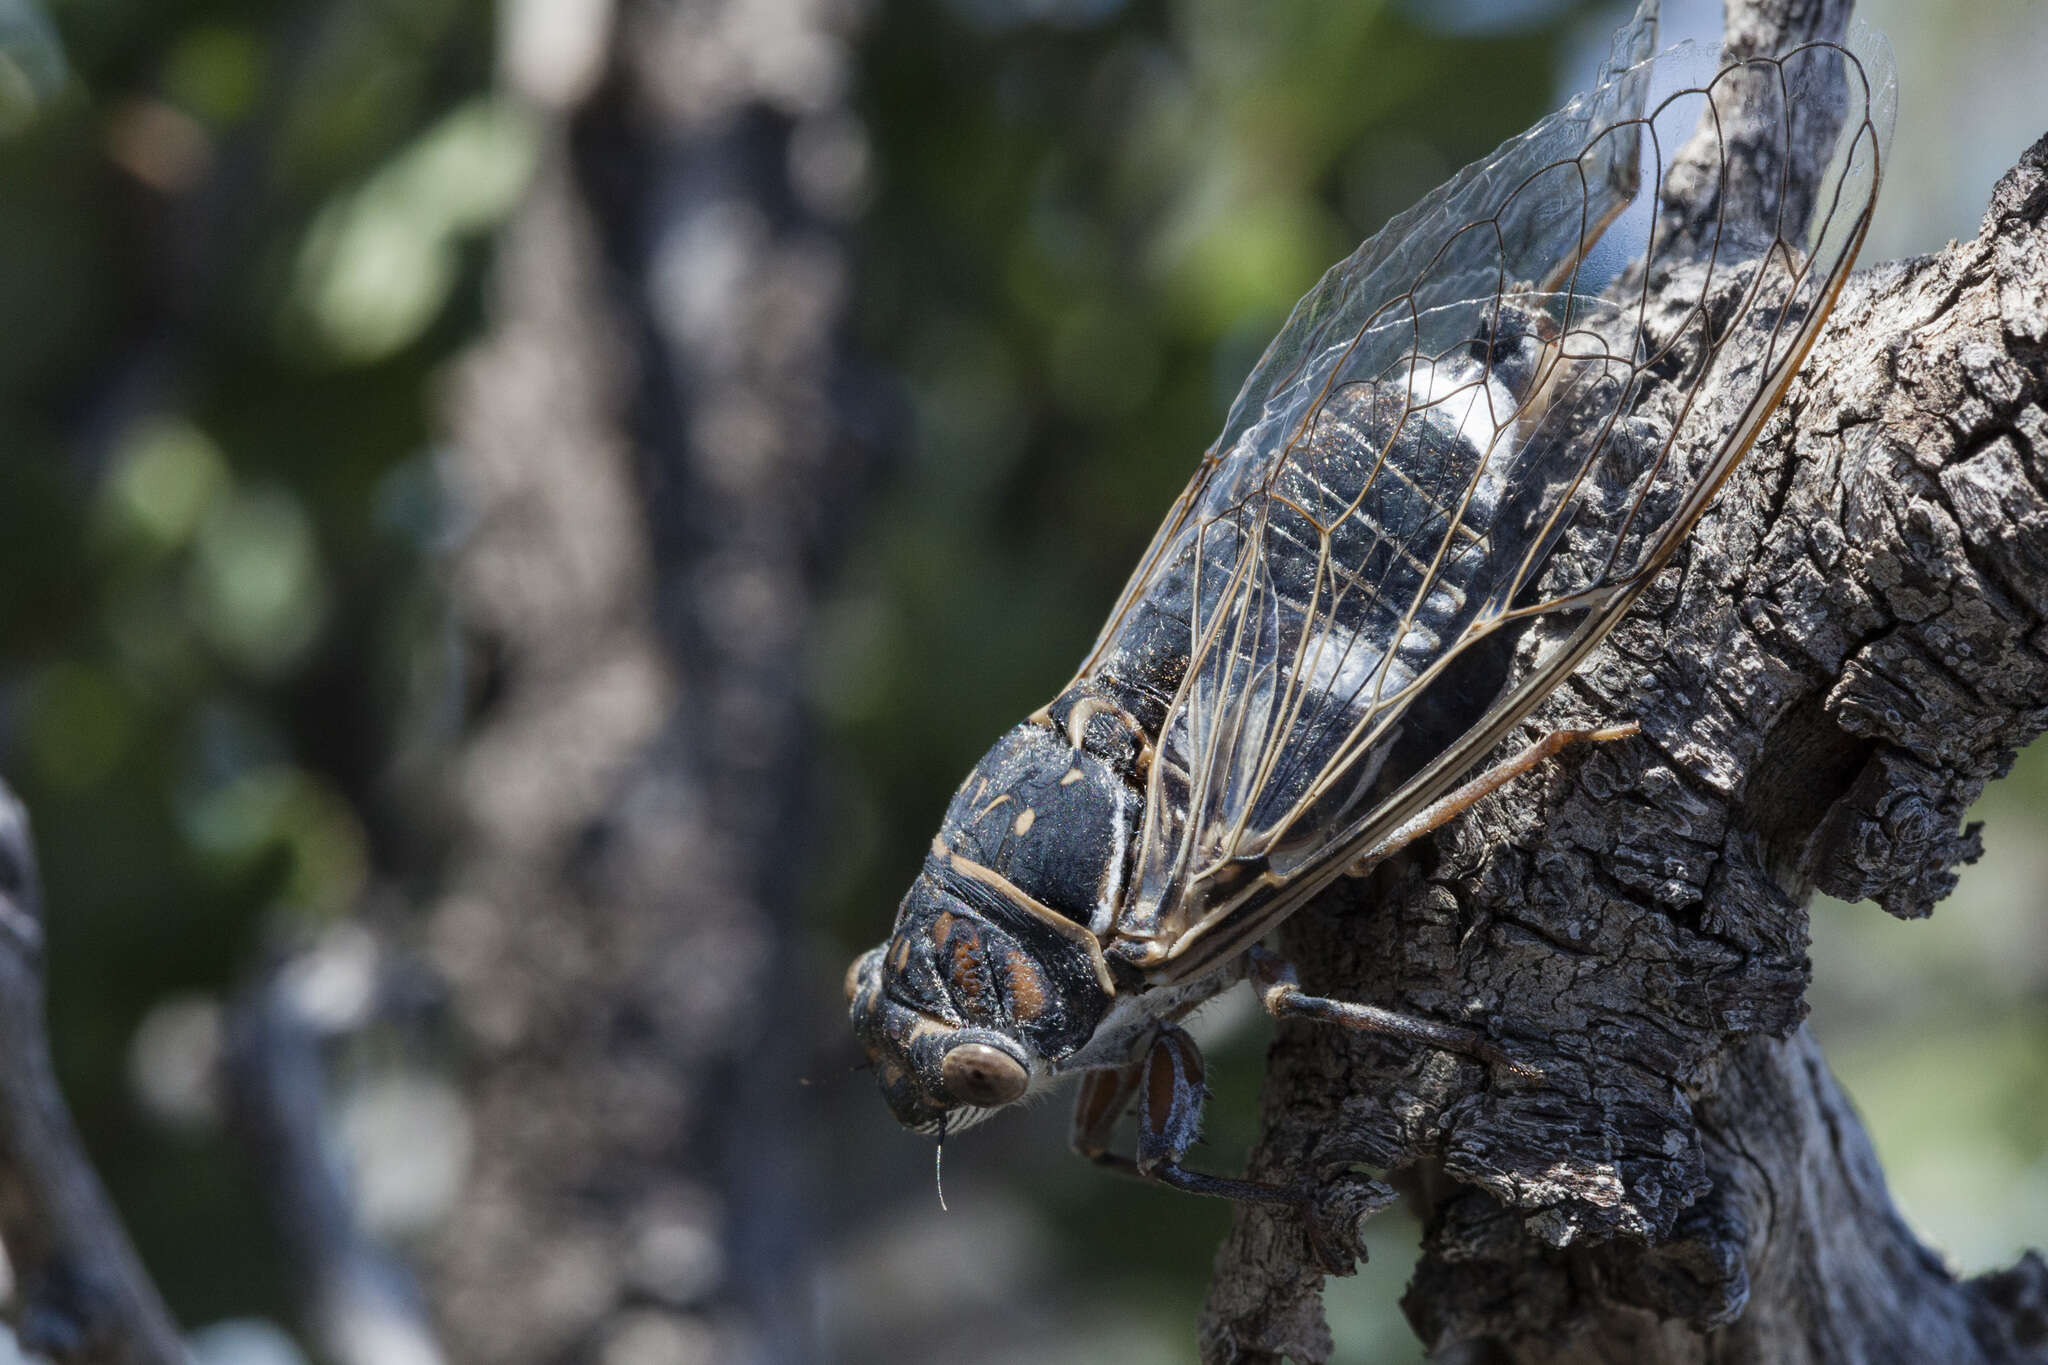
[0,0,499,1325]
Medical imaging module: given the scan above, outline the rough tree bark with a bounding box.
[424,1,875,1363]
[1202,3,2048,1362]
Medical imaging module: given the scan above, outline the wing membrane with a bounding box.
[1077,14,1893,979]
[1081,4,1663,682]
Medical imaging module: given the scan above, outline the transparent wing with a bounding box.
[1078,14,1894,977]
[1078,2,1663,682]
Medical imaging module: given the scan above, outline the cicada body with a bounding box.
[849,0,1893,1210]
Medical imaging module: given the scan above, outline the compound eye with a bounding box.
[940,1041,1028,1107]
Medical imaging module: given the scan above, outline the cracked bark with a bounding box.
[1201,2,2048,1361]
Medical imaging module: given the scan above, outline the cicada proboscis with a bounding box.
[846,0,1892,1241]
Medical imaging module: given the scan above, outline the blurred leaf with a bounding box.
[162,22,262,126]
[0,0,66,136]
[23,658,135,791]
[188,487,327,675]
[1152,187,1334,333]
[399,97,537,233]
[0,0,495,1332]
[290,193,457,363]
[98,417,231,552]
[178,765,368,917]
[285,95,536,362]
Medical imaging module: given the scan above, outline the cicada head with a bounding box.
[846,822,1116,1134]
[845,938,1036,1135]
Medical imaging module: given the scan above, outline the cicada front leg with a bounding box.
[1343,721,1639,877]
[1249,946,1544,1084]
[1068,1057,1143,1167]
[1070,1026,1394,1271]
[1071,1027,1302,1206]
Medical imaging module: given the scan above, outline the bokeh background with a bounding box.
[0,0,2041,1361]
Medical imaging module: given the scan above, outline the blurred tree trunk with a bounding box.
[424,2,875,1361]
[1202,3,2048,1362]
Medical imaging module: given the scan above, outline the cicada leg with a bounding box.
[1343,721,1638,878]
[1069,1027,1300,1206]
[1068,1058,1143,1165]
[1070,1026,1395,1270]
[1249,946,1544,1083]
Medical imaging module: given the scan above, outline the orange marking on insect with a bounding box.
[1071,1071,1126,1154]
[1145,1047,1179,1124]
[1012,807,1035,837]
[950,935,989,1000]
[978,793,1014,821]
[1060,767,1084,786]
[1003,951,1047,1021]
[946,851,1118,996]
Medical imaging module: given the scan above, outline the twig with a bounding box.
[0,782,183,1365]
[222,933,447,1365]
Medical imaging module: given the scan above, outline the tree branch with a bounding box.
[0,782,183,1365]
[222,935,447,1365]
[1202,4,2048,1360]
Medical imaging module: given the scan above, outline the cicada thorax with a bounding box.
[852,681,1165,1124]
[945,685,1156,944]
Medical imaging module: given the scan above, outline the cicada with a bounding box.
[847,0,1891,1220]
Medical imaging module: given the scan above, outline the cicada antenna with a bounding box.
[935,1110,949,1213]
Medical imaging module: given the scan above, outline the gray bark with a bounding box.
[0,784,184,1365]
[424,1,875,1362]
[1202,2,2048,1361]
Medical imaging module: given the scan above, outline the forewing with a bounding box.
[1082,20,1893,974]
[1079,2,1662,682]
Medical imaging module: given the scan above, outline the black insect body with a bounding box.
[848,0,1892,1229]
